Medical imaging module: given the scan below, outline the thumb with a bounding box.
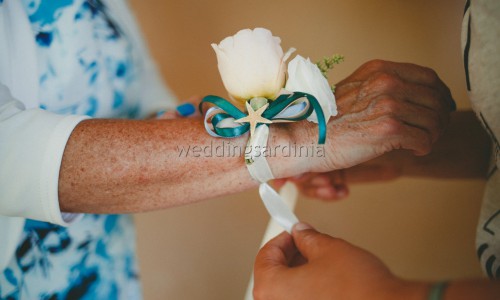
[292,222,331,259]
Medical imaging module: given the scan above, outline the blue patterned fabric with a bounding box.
[0,0,143,299]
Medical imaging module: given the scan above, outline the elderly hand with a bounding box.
[295,59,455,175]
[253,223,429,300]
[273,154,402,200]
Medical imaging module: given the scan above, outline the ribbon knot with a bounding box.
[199,92,327,144]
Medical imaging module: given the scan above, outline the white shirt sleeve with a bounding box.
[0,84,88,226]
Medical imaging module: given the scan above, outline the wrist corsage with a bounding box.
[200,28,342,232]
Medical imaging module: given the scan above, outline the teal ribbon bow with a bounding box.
[199,92,327,144]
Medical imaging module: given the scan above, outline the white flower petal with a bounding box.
[285,55,337,123]
[212,28,287,101]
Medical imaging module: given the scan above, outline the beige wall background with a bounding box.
[129,0,486,299]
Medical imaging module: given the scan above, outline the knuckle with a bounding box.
[370,71,401,91]
[422,66,439,83]
[300,232,318,247]
[300,231,332,250]
[378,116,402,135]
[364,59,387,71]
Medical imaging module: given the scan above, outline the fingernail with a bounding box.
[294,222,313,231]
[156,110,166,118]
[176,103,196,117]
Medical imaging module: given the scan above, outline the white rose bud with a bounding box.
[285,55,338,123]
[212,28,295,102]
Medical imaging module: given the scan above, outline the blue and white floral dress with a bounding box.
[0,0,145,298]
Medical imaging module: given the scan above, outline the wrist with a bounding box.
[289,119,332,173]
[266,122,315,178]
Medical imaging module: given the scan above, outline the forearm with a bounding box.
[403,111,491,179]
[369,111,491,180]
[400,279,500,300]
[58,117,305,214]
[443,279,500,300]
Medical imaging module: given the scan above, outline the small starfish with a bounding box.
[235,102,273,137]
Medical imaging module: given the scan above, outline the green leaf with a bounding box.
[316,54,345,79]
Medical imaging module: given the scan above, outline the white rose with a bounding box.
[285,55,337,123]
[212,28,295,101]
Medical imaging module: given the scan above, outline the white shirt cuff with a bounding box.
[0,108,89,226]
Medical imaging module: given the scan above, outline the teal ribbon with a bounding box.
[199,92,327,144]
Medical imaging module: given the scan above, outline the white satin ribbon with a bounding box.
[245,124,299,233]
[244,181,299,300]
[245,125,275,183]
[202,99,304,232]
[242,116,301,300]
[258,183,299,233]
